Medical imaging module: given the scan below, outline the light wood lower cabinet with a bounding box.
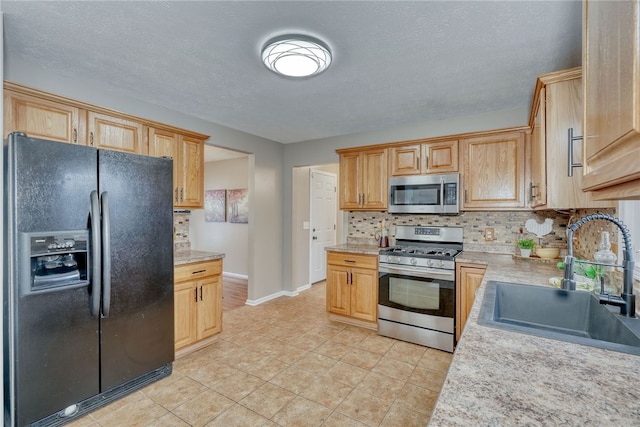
[174,260,222,352]
[326,252,378,324]
[456,262,487,341]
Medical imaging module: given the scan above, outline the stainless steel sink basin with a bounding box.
[478,281,640,355]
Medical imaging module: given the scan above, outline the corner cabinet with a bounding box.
[455,262,486,342]
[326,251,378,327]
[528,68,615,209]
[389,139,458,176]
[461,129,527,210]
[148,128,205,209]
[174,259,223,355]
[581,0,640,200]
[338,148,388,210]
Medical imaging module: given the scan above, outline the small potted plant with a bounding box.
[517,238,536,257]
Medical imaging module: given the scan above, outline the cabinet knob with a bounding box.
[90,131,94,146]
[73,128,78,144]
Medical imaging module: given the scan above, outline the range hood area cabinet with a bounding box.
[528,68,615,210]
[3,82,208,209]
[389,139,458,176]
[461,129,528,210]
[581,0,640,200]
[338,147,388,210]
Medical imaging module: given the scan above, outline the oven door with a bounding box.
[378,265,455,319]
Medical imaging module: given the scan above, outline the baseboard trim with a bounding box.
[296,284,311,293]
[223,272,248,280]
[245,289,301,306]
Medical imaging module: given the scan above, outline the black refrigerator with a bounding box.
[3,133,174,426]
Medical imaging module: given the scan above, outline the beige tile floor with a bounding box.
[69,282,452,427]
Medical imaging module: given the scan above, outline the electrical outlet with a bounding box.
[484,227,494,241]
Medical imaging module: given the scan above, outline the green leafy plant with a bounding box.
[517,238,536,250]
[556,260,602,281]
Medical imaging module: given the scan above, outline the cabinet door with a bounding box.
[389,145,421,176]
[197,276,222,339]
[361,149,388,209]
[177,135,204,208]
[174,283,198,350]
[326,264,351,316]
[455,264,486,341]
[529,88,547,208]
[339,152,361,209]
[423,140,458,173]
[462,131,526,209]
[545,78,614,209]
[87,111,144,154]
[350,267,378,322]
[582,0,640,199]
[148,128,180,205]
[4,90,84,144]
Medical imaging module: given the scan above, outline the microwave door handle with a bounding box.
[440,178,445,212]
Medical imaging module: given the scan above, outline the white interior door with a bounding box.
[310,170,337,284]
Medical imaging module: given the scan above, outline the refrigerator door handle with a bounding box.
[101,191,112,318]
[90,190,101,318]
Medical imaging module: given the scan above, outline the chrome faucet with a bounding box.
[562,213,636,317]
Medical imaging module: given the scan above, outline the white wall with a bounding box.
[190,156,249,278]
[4,56,284,302]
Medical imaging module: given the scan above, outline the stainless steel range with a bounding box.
[378,225,463,352]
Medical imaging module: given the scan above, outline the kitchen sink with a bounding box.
[478,281,640,355]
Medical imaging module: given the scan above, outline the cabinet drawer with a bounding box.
[327,252,377,269]
[175,260,221,282]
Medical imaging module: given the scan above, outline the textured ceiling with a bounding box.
[1,1,582,144]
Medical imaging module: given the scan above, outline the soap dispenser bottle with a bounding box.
[593,231,617,294]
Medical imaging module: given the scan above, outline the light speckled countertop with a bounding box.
[430,251,640,425]
[325,243,381,256]
[174,250,225,265]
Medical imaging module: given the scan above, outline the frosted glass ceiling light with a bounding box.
[261,35,332,78]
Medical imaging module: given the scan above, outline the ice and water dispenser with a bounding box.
[21,230,90,294]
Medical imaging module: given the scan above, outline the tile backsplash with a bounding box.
[174,212,191,253]
[347,208,617,257]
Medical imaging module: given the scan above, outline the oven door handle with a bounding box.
[379,265,455,281]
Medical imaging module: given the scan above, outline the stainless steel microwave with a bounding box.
[388,173,460,214]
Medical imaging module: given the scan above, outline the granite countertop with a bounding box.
[429,251,640,425]
[325,243,381,256]
[174,250,225,266]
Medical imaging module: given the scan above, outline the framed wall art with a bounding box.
[227,188,248,224]
[204,189,226,222]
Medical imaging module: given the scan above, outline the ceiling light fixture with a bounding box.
[261,35,332,78]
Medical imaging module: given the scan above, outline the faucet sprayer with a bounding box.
[561,213,636,317]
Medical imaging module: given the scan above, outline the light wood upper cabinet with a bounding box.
[177,135,205,208]
[582,0,640,199]
[4,89,85,144]
[529,68,615,209]
[389,140,458,176]
[338,148,388,210]
[455,262,486,342]
[461,130,527,210]
[148,128,205,209]
[87,111,144,155]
